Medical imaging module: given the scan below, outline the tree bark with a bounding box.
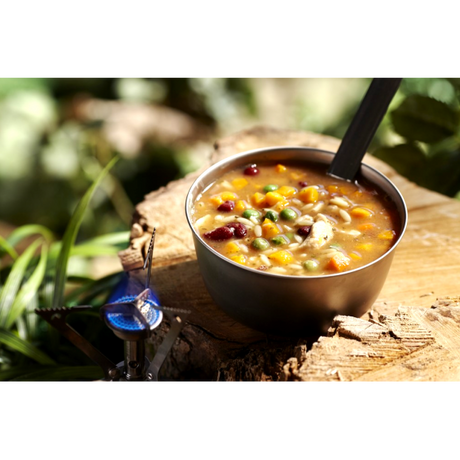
[119,126,460,381]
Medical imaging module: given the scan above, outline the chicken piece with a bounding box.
[300,220,334,249]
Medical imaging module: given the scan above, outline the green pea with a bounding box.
[263,184,279,193]
[303,260,319,271]
[264,210,279,222]
[280,208,297,221]
[252,238,270,250]
[285,232,294,240]
[243,209,261,219]
[271,235,289,246]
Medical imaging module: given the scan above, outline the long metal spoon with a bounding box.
[327,78,402,181]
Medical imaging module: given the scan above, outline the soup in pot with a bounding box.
[190,161,400,276]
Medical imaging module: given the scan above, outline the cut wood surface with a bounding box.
[119,126,460,381]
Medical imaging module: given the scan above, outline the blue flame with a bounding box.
[105,273,163,332]
[107,273,160,306]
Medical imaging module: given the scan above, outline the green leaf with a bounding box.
[5,244,48,329]
[0,328,56,365]
[0,239,43,327]
[52,157,119,310]
[424,148,460,196]
[373,143,428,180]
[374,143,460,197]
[446,78,460,92]
[391,95,459,143]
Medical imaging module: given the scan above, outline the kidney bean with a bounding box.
[298,181,308,188]
[244,164,260,176]
[217,200,235,212]
[297,226,312,237]
[204,226,234,241]
[225,222,247,238]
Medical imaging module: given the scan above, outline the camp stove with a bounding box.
[36,230,189,381]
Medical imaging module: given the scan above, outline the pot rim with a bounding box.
[185,145,408,280]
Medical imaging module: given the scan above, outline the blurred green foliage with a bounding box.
[1,77,459,244]
[372,78,460,198]
[1,77,459,381]
[0,162,129,380]
[0,78,255,239]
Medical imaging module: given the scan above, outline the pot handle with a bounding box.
[328,78,402,182]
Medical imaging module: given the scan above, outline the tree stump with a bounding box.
[119,126,460,381]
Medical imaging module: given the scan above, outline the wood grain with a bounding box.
[119,126,460,381]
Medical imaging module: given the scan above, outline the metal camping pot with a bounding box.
[185,147,407,336]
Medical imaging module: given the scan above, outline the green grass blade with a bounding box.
[84,231,130,246]
[70,244,121,257]
[65,271,123,305]
[0,328,56,365]
[0,365,46,381]
[52,157,119,310]
[0,239,43,327]
[7,224,54,246]
[69,231,129,258]
[44,231,128,266]
[5,244,48,329]
[9,366,104,385]
[0,235,18,260]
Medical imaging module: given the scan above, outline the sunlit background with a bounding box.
[1,78,459,380]
[1,78,459,241]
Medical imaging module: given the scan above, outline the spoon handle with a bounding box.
[328,78,402,181]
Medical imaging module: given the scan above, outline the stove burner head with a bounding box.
[101,289,163,341]
[107,296,163,332]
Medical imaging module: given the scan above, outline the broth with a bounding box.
[191,160,400,276]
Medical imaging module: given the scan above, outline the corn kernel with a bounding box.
[350,207,373,218]
[274,200,290,212]
[356,243,372,251]
[277,186,297,197]
[326,185,339,194]
[378,230,396,240]
[275,164,287,173]
[298,187,319,203]
[358,223,376,232]
[327,253,351,272]
[221,191,237,201]
[265,191,285,206]
[210,195,224,207]
[230,254,247,265]
[225,241,241,254]
[262,220,281,239]
[231,178,248,190]
[269,250,294,265]
[234,200,247,213]
[251,192,266,207]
